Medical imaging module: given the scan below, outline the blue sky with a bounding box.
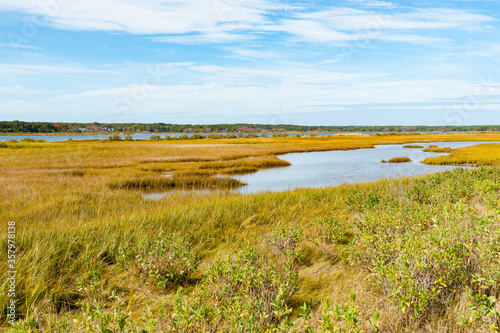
[0,0,499,126]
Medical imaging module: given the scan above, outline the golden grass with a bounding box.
[402,144,424,148]
[423,147,452,153]
[1,133,500,331]
[387,156,412,163]
[423,143,500,166]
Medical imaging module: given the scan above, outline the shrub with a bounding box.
[124,134,133,141]
[190,134,205,140]
[171,246,299,332]
[352,169,500,325]
[0,142,7,148]
[108,134,122,141]
[149,135,161,141]
[21,138,45,142]
[117,234,199,289]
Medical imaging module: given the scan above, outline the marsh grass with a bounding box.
[388,157,412,163]
[423,144,500,166]
[2,134,500,332]
[423,147,452,153]
[108,176,245,190]
[403,145,424,148]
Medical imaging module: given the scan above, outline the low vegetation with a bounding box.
[388,157,412,163]
[403,145,424,148]
[423,147,452,153]
[423,144,500,167]
[1,134,500,332]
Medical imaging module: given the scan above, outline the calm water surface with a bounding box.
[231,141,497,194]
[0,133,338,142]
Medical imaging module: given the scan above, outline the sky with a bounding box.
[0,0,499,126]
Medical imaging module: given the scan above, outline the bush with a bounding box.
[0,142,7,148]
[171,228,302,332]
[21,138,45,142]
[190,134,205,140]
[124,134,133,141]
[172,247,299,332]
[149,135,161,141]
[108,134,122,141]
[118,234,199,289]
[352,169,500,324]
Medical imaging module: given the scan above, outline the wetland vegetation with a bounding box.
[1,133,500,332]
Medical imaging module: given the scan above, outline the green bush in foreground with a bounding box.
[350,168,500,329]
[171,230,301,332]
[118,234,199,289]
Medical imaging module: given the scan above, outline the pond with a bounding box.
[232,141,492,194]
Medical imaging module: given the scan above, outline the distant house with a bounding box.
[183,128,194,133]
[78,128,87,133]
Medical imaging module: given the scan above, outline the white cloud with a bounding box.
[0,1,494,45]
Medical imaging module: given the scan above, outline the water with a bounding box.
[0,133,327,142]
[141,141,498,199]
[0,132,444,142]
[232,141,497,194]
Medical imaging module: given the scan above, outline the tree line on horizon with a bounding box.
[0,120,499,134]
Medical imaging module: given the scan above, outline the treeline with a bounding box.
[0,120,499,134]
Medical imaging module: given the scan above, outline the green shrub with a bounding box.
[171,247,299,332]
[352,169,500,324]
[118,234,199,289]
[108,134,122,141]
[149,135,161,141]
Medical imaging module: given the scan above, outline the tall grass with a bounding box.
[1,134,500,331]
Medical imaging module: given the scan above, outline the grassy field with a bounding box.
[423,143,500,166]
[1,133,500,332]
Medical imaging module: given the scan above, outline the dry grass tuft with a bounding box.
[388,157,412,163]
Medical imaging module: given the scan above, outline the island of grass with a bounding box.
[423,146,452,153]
[387,156,412,163]
[402,144,424,148]
[423,143,500,166]
[2,133,500,332]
